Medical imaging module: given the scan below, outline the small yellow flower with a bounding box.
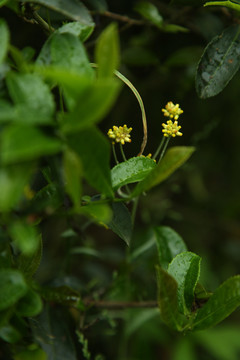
[162,120,183,137]
[162,101,183,120]
[107,125,132,145]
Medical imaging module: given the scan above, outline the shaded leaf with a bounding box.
[95,23,120,78]
[31,305,77,360]
[156,265,185,331]
[80,202,112,223]
[131,147,195,197]
[9,221,40,255]
[18,236,43,278]
[154,226,188,270]
[21,0,93,24]
[192,275,240,330]
[67,127,113,197]
[63,149,82,211]
[0,325,22,344]
[196,25,240,98]
[0,269,28,311]
[1,125,62,164]
[108,202,132,245]
[111,156,156,191]
[0,19,9,65]
[168,252,201,314]
[16,289,43,317]
[0,163,34,212]
[6,72,55,124]
[134,1,163,28]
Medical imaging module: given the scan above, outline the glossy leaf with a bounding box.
[156,266,185,331]
[63,149,82,211]
[0,269,28,311]
[134,1,163,28]
[168,252,201,314]
[9,221,40,256]
[111,156,156,191]
[60,78,120,132]
[196,25,240,98]
[0,19,9,65]
[95,23,120,78]
[192,275,240,330]
[67,127,113,197]
[1,125,62,164]
[58,21,94,42]
[107,202,132,245]
[154,226,188,270]
[21,0,93,24]
[6,72,55,124]
[131,147,195,197]
[16,289,43,317]
[0,163,33,212]
[18,236,43,278]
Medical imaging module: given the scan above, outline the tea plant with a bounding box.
[0,0,240,359]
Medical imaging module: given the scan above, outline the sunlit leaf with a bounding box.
[131,147,195,197]
[111,156,156,190]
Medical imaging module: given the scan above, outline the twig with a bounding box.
[94,10,144,26]
[83,300,158,309]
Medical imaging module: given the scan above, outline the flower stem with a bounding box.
[158,137,170,163]
[112,144,119,164]
[120,143,127,162]
[153,136,165,160]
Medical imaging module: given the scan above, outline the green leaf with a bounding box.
[0,269,28,311]
[111,156,156,191]
[154,226,188,270]
[204,1,240,12]
[63,149,82,211]
[30,305,78,360]
[21,0,93,24]
[16,289,42,317]
[50,33,93,77]
[67,127,113,197]
[80,202,112,223]
[192,275,240,330]
[168,252,201,314]
[6,72,55,124]
[30,183,63,212]
[0,19,9,65]
[131,147,195,197]
[107,202,132,245]
[195,326,240,360]
[196,25,240,99]
[18,236,43,278]
[1,125,62,164]
[156,265,185,331]
[58,21,94,42]
[9,221,40,256]
[134,1,163,28]
[0,325,22,344]
[0,163,34,212]
[95,23,120,78]
[60,78,120,132]
[87,0,108,11]
[14,347,47,360]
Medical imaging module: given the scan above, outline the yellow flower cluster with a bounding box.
[162,101,183,120]
[161,101,183,138]
[162,120,182,138]
[107,125,132,145]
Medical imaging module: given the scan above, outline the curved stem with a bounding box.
[112,144,119,164]
[153,136,165,160]
[114,70,147,156]
[158,137,170,163]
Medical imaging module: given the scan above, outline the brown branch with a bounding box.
[83,300,158,309]
[93,10,144,26]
